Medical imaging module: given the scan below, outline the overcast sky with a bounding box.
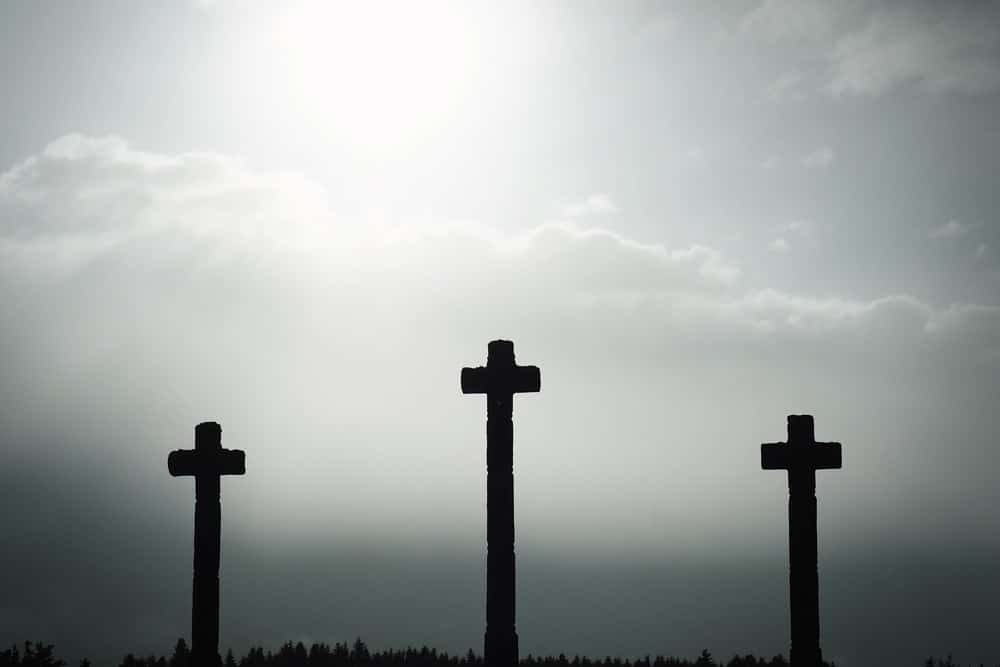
[1,2,999,667]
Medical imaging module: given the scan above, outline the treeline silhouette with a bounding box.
[3,640,994,667]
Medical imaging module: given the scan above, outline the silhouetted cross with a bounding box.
[761,415,842,667]
[168,422,245,667]
[462,340,540,667]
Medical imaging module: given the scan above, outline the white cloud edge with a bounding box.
[560,193,618,218]
[929,219,969,239]
[2,134,998,348]
[801,146,834,168]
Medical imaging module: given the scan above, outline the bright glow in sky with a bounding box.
[235,2,511,154]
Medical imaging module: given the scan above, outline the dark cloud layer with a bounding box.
[5,445,999,667]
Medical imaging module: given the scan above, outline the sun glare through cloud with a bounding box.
[241,1,505,154]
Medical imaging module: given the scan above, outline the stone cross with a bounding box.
[462,340,540,667]
[168,422,245,667]
[761,415,842,667]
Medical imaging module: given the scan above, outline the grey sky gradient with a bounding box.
[1,2,999,667]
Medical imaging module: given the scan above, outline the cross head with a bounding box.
[461,339,540,398]
[169,422,245,479]
[761,414,841,487]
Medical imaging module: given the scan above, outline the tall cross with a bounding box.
[462,340,540,667]
[761,415,842,667]
[168,422,245,667]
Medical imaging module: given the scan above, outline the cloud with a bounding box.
[0,133,331,266]
[2,135,996,357]
[743,1,1000,96]
[559,193,617,218]
[766,71,807,101]
[779,220,811,234]
[773,220,823,251]
[801,146,834,168]
[929,219,970,239]
[829,5,1000,96]
[741,0,845,45]
[3,135,1000,667]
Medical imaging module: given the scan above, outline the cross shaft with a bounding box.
[462,340,540,667]
[168,422,245,667]
[761,415,842,667]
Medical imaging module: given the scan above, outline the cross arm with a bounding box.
[810,442,842,469]
[761,442,842,470]
[460,366,488,394]
[461,365,541,395]
[168,448,246,477]
[760,442,789,470]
